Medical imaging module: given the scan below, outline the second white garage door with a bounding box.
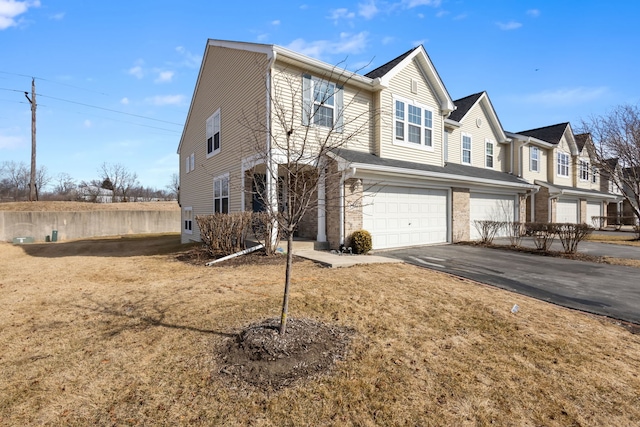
[586,201,601,226]
[470,193,516,240]
[362,185,448,249]
[557,198,579,223]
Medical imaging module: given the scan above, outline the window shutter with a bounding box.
[302,74,312,125]
[335,85,344,133]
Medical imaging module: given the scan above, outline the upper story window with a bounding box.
[462,133,472,164]
[557,152,570,177]
[185,153,195,173]
[485,140,494,168]
[206,109,220,157]
[580,160,589,181]
[393,96,433,149]
[530,146,540,172]
[302,74,343,131]
[591,166,598,183]
[214,174,229,214]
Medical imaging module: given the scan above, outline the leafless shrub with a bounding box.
[196,212,253,256]
[473,220,503,244]
[591,216,606,230]
[251,212,283,256]
[504,221,525,247]
[526,222,558,252]
[556,223,594,254]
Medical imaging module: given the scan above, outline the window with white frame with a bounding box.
[394,97,433,148]
[214,175,229,214]
[580,160,589,181]
[530,146,540,172]
[185,153,194,173]
[302,75,343,131]
[485,140,494,168]
[206,109,220,157]
[183,207,193,234]
[557,152,570,177]
[591,166,597,183]
[462,133,472,164]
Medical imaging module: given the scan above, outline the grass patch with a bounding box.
[1,236,639,425]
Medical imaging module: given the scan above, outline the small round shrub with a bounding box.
[350,230,372,254]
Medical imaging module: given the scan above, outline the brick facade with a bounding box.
[534,186,551,223]
[451,187,470,242]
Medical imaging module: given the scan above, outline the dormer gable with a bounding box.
[366,45,455,114]
[447,91,508,143]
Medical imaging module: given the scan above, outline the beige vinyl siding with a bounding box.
[549,136,572,185]
[378,59,443,165]
[448,102,507,171]
[520,143,548,183]
[270,63,374,154]
[179,46,269,242]
[575,150,599,190]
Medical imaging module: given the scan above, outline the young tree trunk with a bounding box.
[279,231,294,335]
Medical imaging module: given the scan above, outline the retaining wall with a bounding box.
[0,210,180,242]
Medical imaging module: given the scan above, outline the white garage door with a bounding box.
[586,201,601,226]
[470,193,516,239]
[362,185,448,249]
[557,198,579,223]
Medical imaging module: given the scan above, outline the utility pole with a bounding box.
[24,78,36,201]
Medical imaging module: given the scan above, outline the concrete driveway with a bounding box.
[382,244,640,324]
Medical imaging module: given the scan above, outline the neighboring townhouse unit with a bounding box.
[179,39,581,250]
[507,123,618,225]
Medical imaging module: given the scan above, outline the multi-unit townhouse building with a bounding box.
[177,39,619,249]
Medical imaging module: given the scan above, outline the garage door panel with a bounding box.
[557,199,578,223]
[470,193,516,240]
[363,184,448,249]
[586,202,601,225]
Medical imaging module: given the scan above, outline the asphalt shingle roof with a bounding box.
[448,92,484,122]
[333,148,531,185]
[516,122,569,145]
[365,47,419,79]
[574,133,589,152]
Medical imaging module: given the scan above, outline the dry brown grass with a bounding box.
[588,233,640,246]
[0,201,179,212]
[1,235,640,426]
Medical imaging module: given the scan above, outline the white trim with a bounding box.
[556,151,570,178]
[529,146,540,173]
[485,139,494,169]
[213,173,230,213]
[579,159,590,182]
[206,109,221,158]
[392,94,435,152]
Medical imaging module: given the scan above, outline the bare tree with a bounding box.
[242,62,374,334]
[54,172,77,199]
[580,104,640,224]
[34,165,51,199]
[167,172,179,202]
[0,161,29,201]
[99,162,139,202]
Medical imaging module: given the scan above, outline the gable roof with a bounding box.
[516,123,570,145]
[574,133,590,152]
[365,47,418,79]
[448,92,484,122]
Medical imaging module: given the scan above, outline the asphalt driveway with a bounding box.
[382,244,640,324]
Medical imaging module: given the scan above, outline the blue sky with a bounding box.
[1,0,639,190]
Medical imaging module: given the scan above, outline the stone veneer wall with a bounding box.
[451,187,470,242]
[579,199,587,224]
[518,194,527,223]
[535,186,551,223]
[344,178,364,246]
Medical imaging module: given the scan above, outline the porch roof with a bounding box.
[534,180,620,200]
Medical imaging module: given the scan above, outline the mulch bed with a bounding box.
[174,245,304,267]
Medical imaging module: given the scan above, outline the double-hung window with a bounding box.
[462,133,472,164]
[185,153,195,173]
[394,98,433,148]
[557,152,569,177]
[485,140,494,168]
[206,109,220,157]
[183,207,193,234]
[302,75,343,131]
[214,175,229,214]
[580,160,589,181]
[591,166,597,183]
[530,146,540,172]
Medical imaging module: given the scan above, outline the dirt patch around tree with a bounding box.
[174,244,306,267]
[217,318,354,391]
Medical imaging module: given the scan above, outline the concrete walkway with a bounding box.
[293,249,403,268]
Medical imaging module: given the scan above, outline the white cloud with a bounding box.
[436,10,448,18]
[271,19,280,25]
[120,97,130,105]
[527,9,540,18]
[381,36,395,45]
[453,13,467,20]
[286,32,368,59]
[402,0,441,8]
[496,21,522,30]
[175,46,201,68]
[412,39,427,47]
[358,0,378,19]
[0,0,40,30]
[154,70,174,83]
[128,60,145,79]
[522,87,609,106]
[146,95,185,106]
[0,133,23,149]
[83,119,92,128]
[49,12,64,20]
[257,33,268,42]
[329,8,355,21]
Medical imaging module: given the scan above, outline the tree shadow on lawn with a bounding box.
[16,234,188,259]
